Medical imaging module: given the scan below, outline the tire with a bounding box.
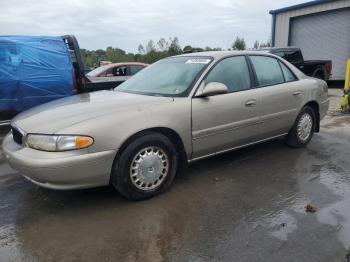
[286,106,315,148]
[111,132,178,201]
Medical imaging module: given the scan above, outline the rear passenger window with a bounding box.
[279,61,297,82]
[250,56,284,86]
[205,56,251,92]
[129,65,144,75]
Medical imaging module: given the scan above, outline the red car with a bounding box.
[86,62,148,84]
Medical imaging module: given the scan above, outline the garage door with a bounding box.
[289,8,350,80]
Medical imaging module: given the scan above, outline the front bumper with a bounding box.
[2,133,116,190]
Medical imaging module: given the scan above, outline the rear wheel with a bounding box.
[111,132,178,201]
[286,106,315,147]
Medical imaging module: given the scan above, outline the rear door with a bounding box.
[249,55,305,139]
[191,56,260,158]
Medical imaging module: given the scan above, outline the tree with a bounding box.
[253,40,259,49]
[168,37,182,56]
[157,38,169,51]
[146,40,156,53]
[260,40,271,48]
[183,45,193,53]
[81,36,261,68]
[138,44,145,54]
[204,46,222,51]
[232,37,246,50]
[95,49,105,56]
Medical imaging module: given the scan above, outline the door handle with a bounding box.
[245,100,257,107]
[293,91,302,96]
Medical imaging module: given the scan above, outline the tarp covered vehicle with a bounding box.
[0,35,127,123]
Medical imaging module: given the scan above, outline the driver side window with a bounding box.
[205,56,251,93]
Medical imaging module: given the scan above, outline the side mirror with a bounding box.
[196,82,228,97]
[106,73,114,77]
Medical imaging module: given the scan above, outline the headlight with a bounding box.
[25,134,94,151]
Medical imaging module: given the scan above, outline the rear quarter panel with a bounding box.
[278,58,328,116]
[298,77,329,120]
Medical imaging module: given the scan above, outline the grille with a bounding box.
[11,125,24,145]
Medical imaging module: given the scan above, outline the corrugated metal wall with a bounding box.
[273,0,350,80]
[289,8,350,80]
[274,0,350,47]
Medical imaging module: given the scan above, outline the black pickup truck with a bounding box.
[265,47,332,81]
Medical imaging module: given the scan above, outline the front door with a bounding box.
[191,56,260,159]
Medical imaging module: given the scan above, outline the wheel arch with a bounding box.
[312,68,325,80]
[303,101,320,132]
[110,127,189,182]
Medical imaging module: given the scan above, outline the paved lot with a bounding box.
[1,89,350,262]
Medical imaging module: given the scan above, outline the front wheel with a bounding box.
[111,132,178,201]
[286,106,315,147]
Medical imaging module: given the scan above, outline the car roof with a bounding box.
[174,50,280,60]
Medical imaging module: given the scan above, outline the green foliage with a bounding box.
[259,40,271,48]
[232,37,246,50]
[146,40,156,53]
[137,44,145,54]
[80,36,267,69]
[81,36,184,68]
[253,40,259,49]
[157,38,169,51]
[168,37,182,56]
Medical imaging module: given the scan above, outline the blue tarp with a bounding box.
[0,36,74,114]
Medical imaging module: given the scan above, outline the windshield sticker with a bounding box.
[185,59,211,64]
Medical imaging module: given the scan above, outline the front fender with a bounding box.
[56,98,192,157]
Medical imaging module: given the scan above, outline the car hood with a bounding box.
[13,91,173,134]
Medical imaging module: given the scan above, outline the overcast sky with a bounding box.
[0,0,306,52]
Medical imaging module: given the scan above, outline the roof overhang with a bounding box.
[269,0,336,15]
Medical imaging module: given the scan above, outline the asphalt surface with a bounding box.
[1,113,350,261]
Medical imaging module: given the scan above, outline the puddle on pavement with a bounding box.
[0,116,350,261]
[322,116,350,129]
[316,163,350,249]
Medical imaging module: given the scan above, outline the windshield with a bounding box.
[116,56,212,97]
[86,65,110,77]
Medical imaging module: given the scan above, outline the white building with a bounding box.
[270,0,350,80]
